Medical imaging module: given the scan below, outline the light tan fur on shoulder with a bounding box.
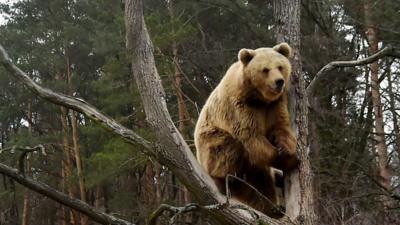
[194,43,298,218]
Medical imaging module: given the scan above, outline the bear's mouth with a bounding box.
[269,85,284,95]
[273,84,285,93]
[262,86,283,101]
[246,86,283,105]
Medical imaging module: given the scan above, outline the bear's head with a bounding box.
[238,43,292,103]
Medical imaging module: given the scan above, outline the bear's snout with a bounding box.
[275,79,285,91]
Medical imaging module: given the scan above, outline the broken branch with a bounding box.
[0,162,135,225]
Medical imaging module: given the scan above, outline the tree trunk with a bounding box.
[169,1,192,217]
[364,1,391,222]
[65,48,88,225]
[142,160,155,202]
[172,43,192,220]
[154,163,162,203]
[60,164,68,225]
[386,66,400,163]
[273,1,317,224]
[71,111,87,225]
[60,106,79,225]
[94,185,106,212]
[21,163,30,224]
[21,100,33,225]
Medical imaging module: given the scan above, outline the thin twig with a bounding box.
[226,175,283,215]
[307,45,400,96]
[226,174,296,225]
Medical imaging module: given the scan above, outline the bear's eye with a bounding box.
[278,66,283,71]
[262,68,270,73]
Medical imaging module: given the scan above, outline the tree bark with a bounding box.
[60,106,79,225]
[65,48,88,225]
[142,160,155,202]
[169,1,192,216]
[364,0,392,215]
[273,1,317,224]
[61,163,68,225]
[71,111,87,225]
[21,100,33,225]
[387,68,400,162]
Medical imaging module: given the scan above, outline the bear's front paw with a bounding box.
[276,136,296,154]
[273,144,299,171]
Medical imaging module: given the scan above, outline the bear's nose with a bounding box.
[275,79,284,90]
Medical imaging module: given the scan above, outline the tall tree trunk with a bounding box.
[142,160,155,203]
[154,163,162,203]
[21,100,33,225]
[172,42,192,222]
[172,43,190,137]
[386,67,400,163]
[309,119,321,214]
[94,185,106,212]
[65,49,88,225]
[273,1,317,224]
[169,4,191,217]
[364,1,391,222]
[60,164,68,225]
[60,106,79,225]
[71,111,87,225]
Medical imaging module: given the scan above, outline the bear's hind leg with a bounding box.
[198,128,245,192]
[199,128,245,194]
[232,167,284,218]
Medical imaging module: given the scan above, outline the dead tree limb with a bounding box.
[148,203,222,225]
[1,145,46,176]
[0,44,152,153]
[307,45,400,96]
[0,162,134,225]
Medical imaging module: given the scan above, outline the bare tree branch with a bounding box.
[1,145,46,175]
[148,203,224,225]
[307,45,400,96]
[0,44,153,153]
[0,163,134,225]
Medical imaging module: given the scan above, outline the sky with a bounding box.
[0,0,19,24]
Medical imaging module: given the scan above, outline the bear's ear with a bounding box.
[273,42,293,58]
[238,48,255,65]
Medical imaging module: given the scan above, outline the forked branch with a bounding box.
[148,203,226,225]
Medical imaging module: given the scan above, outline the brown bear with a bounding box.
[194,43,298,218]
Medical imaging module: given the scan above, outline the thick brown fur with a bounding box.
[194,43,298,218]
